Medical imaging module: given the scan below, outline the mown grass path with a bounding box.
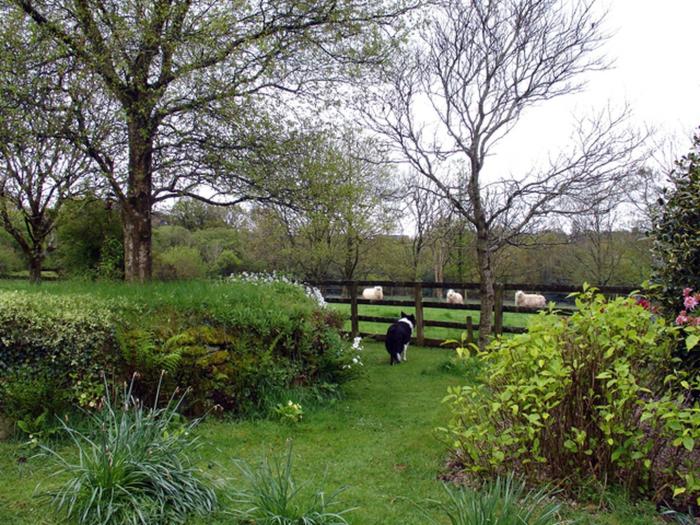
[199,341,462,524]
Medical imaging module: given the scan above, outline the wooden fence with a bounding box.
[310,280,635,348]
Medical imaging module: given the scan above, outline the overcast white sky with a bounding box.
[482,0,700,180]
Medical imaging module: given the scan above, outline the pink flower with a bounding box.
[690,316,700,326]
[676,311,689,325]
[684,294,699,311]
[683,287,693,297]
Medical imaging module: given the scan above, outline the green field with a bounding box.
[328,301,535,341]
[0,342,663,524]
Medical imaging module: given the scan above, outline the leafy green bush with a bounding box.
[0,367,70,439]
[442,287,699,504]
[228,443,352,525]
[211,249,242,276]
[0,291,119,413]
[418,475,562,525]
[55,195,123,279]
[0,279,354,420]
[154,246,206,280]
[42,379,216,525]
[650,135,700,312]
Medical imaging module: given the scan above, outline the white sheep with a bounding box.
[362,285,384,301]
[446,289,464,304]
[514,290,546,309]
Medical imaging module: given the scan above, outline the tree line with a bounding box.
[0,191,654,289]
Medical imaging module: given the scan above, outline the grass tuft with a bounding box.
[418,474,562,525]
[228,442,353,525]
[40,377,216,525]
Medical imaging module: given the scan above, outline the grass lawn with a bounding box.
[329,302,535,341]
[0,342,663,524]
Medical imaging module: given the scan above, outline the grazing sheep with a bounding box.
[446,289,464,304]
[514,290,546,309]
[362,285,384,301]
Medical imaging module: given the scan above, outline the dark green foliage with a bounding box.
[0,228,23,274]
[0,367,70,438]
[55,197,124,279]
[651,135,700,311]
[42,380,217,525]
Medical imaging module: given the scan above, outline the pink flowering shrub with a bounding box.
[676,287,700,327]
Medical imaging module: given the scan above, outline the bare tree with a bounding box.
[402,171,443,278]
[10,0,413,281]
[365,0,644,346]
[570,201,623,286]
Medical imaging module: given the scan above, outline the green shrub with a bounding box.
[418,475,562,525]
[42,380,216,525]
[0,279,354,419]
[55,195,123,279]
[210,249,242,276]
[228,443,352,525]
[0,291,119,410]
[154,246,206,280]
[650,136,700,313]
[0,367,70,439]
[441,286,699,504]
[274,400,304,423]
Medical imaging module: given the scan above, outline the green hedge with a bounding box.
[0,280,355,424]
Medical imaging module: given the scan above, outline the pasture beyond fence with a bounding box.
[311,281,635,348]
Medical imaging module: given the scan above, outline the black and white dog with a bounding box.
[385,311,416,365]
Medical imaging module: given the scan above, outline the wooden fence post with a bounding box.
[414,282,424,346]
[466,316,474,346]
[494,284,504,336]
[350,281,359,338]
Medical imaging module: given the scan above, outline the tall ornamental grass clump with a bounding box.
[418,475,562,525]
[228,443,352,525]
[42,379,216,525]
[442,286,700,505]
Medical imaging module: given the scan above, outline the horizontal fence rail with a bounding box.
[312,280,634,348]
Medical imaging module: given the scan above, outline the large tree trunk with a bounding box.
[28,249,44,285]
[123,115,154,282]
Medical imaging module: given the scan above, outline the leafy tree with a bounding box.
[11,0,412,281]
[169,198,229,231]
[55,196,123,278]
[0,10,94,283]
[269,130,398,280]
[153,225,193,253]
[651,134,700,311]
[191,227,243,273]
